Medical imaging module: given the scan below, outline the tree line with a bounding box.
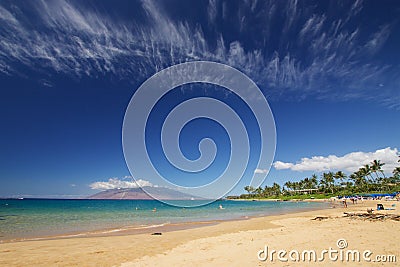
[239,158,400,199]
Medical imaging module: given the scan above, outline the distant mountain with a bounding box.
[87,186,198,200]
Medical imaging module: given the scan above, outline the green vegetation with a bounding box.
[234,158,400,200]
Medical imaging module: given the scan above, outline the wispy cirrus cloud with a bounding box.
[273,147,399,174]
[0,0,399,108]
[365,24,392,54]
[207,0,218,25]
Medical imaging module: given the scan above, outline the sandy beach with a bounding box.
[0,199,398,266]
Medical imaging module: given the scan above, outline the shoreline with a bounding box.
[1,199,398,266]
[0,199,330,243]
[229,197,331,202]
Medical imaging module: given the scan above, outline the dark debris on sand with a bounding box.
[151,232,162,235]
[311,216,330,221]
[343,212,400,221]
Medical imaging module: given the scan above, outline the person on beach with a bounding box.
[343,198,347,208]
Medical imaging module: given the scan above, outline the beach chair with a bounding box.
[377,203,384,210]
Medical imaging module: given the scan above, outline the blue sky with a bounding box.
[0,0,399,198]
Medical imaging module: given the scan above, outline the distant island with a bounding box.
[87,186,198,200]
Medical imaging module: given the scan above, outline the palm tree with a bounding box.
[321,172,335,194]
[349,171,366,191]
[372,159,386,179]
[319,175,327,193]
[255,186,263,197]
[359,164,374,189]
[300,178,307,189]
[393,156,400,183]
[310,174,318,189]
[244,186,255,195]
[370,160,380,181]
[284,181,292,191]
[366,164,375,180]
[371,160,386,191]
[263,185,270,197]
[293,181,301,190]
[334,171,347,187]
[271,182,281,196]
[393,167,400,179]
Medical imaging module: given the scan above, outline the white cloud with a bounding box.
[273,147,399,173]
[89,177,155,190]
[273,162,295,170]
[254,168,268,174]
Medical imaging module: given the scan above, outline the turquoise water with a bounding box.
[0,199,329,241]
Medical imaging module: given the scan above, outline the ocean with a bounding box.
[0,199,329,241]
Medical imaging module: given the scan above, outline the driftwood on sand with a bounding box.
[343,212,400,221]
[311,216,330,221]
